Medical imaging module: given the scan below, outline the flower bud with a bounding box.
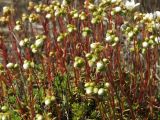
[103,58,109,64]
[57,35,64,42]
[74,57,85,68]
[24,38,29,43]
[0,64,3,70]
[91,17,99,24]
[148,40,154,45]
[30,61,35,68]
[88,4,95,10]
[82,27,92,37]
[104,82,110,88]
[89,82,95,87]
[128,31,134,38]
[79,12,86,20]
[73,13,79,18]
[105,35,112,42]
[14,64,18,68]
[88,60,95,67]
[84,82,90,87]
[3,6,11,15]
[93,87,99,94]
[1,106,8,112]
[114,37,119,42]
[19,40,25,47]
[114,6,121,13]
[46,13,52,19]
[85,53,92,60]
[85,87,93,94]
[111,0,117,4]
[23,61,30,70]
[6,63,14,69]
[22,13,28,21]
[98,88,105,96]
[155,37,160,43]
[142,41,148,48]
[50,96,56,101]
[32,48,38,53]
[96,61,105,72]
[111,11,115,16]
[1,115,8,120]
[14,25,21,31]
[45,98,51,106]
[35,39,44,47]
[90,42,100,50]
[35,7,41,13]
[36,114,43,120]
[67,24,76,33]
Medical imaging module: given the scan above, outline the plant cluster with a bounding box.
[0,0,160,119]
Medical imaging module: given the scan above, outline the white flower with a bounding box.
[144,13,154,21]
[155,37,160,43]
[154,11,160,19]
[125,0,140,11]
[6,63,14,69]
